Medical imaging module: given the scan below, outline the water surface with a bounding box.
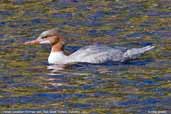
[0,0,171,113]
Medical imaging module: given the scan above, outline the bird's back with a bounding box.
[69,44,125,63]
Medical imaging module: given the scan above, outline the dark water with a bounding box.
[0,0,171,113]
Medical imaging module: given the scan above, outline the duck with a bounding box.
[24,28,155,64]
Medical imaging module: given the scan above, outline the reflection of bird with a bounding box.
[24,28,155,64]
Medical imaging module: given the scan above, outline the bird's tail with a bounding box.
[123,45,155,60]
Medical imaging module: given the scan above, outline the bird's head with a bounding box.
[24,28,64,46]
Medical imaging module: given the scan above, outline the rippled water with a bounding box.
[0,0,171,113]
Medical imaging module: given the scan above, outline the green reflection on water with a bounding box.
[0,0,171,113]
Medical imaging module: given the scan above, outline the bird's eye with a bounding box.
[42,35,48,38]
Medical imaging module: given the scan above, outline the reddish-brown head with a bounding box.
[24,28,65,51]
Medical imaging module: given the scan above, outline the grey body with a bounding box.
[68,44,155,64]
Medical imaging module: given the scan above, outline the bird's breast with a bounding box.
[48,51,68,64]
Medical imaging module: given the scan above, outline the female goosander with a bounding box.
[24,28,155,64]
